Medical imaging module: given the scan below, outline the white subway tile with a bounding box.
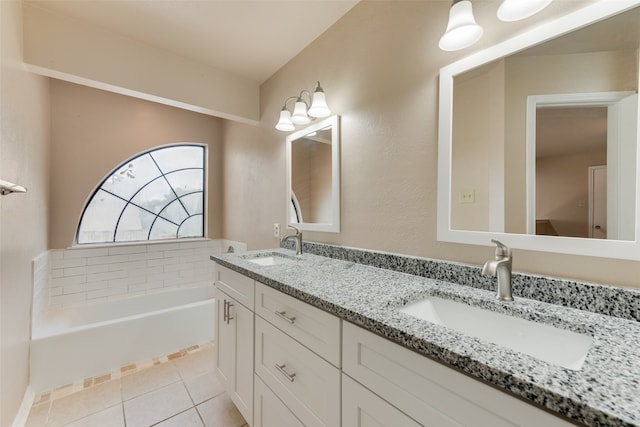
[87,270,128,282]
[108,245,147,255]
[179,254,209,264]
[64,281,108,295]
[128,265,163,278]
[149,270,180,283]
[49,250,64,260]
[162,248,199,258]
[87,287,127,299]
[146,242,183,253]
[51,275,87,287]
[107,260,148,272]
[128,282,164,293]
[108,275,148,288]
[50,292,87,306]
[51,257,87,269]
[63,247,109,259]
[50,269,64,279]
[64,264,109,277]
[50,287,63,296]
[147,257,180,267]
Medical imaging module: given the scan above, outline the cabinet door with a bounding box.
[343,374,421,427]
[215,288,254,426]
[215,288,234,390]
[254,375,303,427]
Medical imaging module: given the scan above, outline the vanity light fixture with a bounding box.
[439,0,484,51]
[275,81,331,131]
[497,0,553,22]
[439,0,554,51]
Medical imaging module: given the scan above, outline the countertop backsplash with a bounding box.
[281,240,640,322]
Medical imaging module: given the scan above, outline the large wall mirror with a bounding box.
[438,1,640,260]
[286,115,340,232]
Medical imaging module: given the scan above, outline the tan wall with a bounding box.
[49,80,224,248]
[223,1,639,288]
[452,60,505,231]
[536,148,607,238]
[0,1,50,425]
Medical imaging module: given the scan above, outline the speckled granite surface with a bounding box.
[282,240,640,322]
[212,248,640,427]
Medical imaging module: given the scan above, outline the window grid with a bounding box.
[76,145,206,244]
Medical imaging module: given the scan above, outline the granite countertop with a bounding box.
[211,248,640,427]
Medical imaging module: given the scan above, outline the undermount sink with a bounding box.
[399,296,593,371]
[245,252,297,266]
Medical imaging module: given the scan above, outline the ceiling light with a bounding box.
[439,0,484,51]
[276,81,332,131]
[497,0,553,22]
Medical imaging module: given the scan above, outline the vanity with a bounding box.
[211,245,640,427]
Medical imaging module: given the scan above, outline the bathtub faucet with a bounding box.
[281,225,303,255]
[482,239,513,302]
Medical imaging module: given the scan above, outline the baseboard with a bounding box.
[12,386,35,427]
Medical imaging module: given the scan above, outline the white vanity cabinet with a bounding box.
[253,282,341,427]
[214,263,578,427]
[214,265,255,426]
[342,322,576,427]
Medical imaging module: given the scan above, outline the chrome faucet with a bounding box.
[482,239,513,302]
[281,225,303,255]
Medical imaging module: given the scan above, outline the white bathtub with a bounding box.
[30,286,215,392]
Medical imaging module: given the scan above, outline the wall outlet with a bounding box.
[459,190,475,204]
[273,223,280,238]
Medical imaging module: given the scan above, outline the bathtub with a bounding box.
[30,286,215,393]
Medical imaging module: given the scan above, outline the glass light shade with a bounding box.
[308,90,331,118]
[497,0,553,22]
[291,100,311,125]
[275,109,295,131]
[438,0,484,51]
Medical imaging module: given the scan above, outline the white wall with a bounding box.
[0,1,50,425]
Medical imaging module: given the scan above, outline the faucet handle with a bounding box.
[287,225,301,235]
[491,239,511,259]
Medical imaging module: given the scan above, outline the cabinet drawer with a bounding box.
[342,374,420,427]
[255,316,340,427]
[343,322,575,427]
[215,264,254,310]
[254,375,304,427]
[255,282,341,366]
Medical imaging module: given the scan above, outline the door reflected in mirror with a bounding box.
[286,115,340,233]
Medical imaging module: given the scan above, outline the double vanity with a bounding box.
[211,243,640,427]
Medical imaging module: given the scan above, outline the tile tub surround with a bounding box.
[281,240,640,322]
[213,249,640,427]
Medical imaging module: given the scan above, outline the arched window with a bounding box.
[76,144,206,244]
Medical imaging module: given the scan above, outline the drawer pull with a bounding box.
[275,364,296,382]
[223,300,234,324]
[275,310,296,324]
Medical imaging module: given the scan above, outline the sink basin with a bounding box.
[245,252,297,266]
[399,296,593,370]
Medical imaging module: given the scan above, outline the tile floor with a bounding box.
[25,344,248,427]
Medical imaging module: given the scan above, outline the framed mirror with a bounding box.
[286,115,340,232]
[437,1,640,260]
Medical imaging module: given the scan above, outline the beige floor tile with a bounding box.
[173,347,215,380]
[24,401,50,427]
[61,404,124,427]
[121,361,181,401]
[47,380,121,427]
[183,371,225,405]
[123,381,193,427]
[153,408,205,427]
[197,394,246,427]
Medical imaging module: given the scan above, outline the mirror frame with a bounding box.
[437,0,640,260]
[286,115,340,233]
